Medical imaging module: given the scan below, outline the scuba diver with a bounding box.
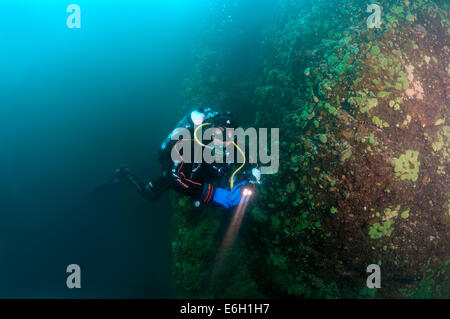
[113,108,260,209]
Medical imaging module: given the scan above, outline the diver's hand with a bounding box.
[251,168,261,184]
[211,188,234,209]
[212,181,249,209]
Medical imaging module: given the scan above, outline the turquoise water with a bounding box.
[0,0,209,298]
[0,0,275,298]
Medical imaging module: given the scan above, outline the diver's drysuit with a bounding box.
[115,108,259,208]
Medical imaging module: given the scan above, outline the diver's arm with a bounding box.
[168,168,225,207]
[168,161,206,198]
[169,160,253,208]
[168,134,213,201]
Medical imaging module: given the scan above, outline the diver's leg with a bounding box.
[145,175,172,199]
[115,166,169,202]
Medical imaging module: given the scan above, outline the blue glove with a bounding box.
[212,181,249,209]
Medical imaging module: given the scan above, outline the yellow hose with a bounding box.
[193,123,246,189]
[194,123,211,147]
[230,142,246,189]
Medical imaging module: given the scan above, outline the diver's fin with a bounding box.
[89,175,120,196]
[89,164,132,195]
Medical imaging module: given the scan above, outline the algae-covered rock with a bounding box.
[173,0,449,298]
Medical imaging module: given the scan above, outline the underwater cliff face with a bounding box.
[172,0,449,298]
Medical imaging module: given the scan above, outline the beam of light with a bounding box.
[208,190,251,293]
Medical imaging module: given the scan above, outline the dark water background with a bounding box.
[0,0,274,297]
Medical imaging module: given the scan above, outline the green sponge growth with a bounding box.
[392,150,420,182]
[369,219,395,239]
[370,45,381,56]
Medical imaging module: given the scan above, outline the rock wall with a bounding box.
[172,0,449,298]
